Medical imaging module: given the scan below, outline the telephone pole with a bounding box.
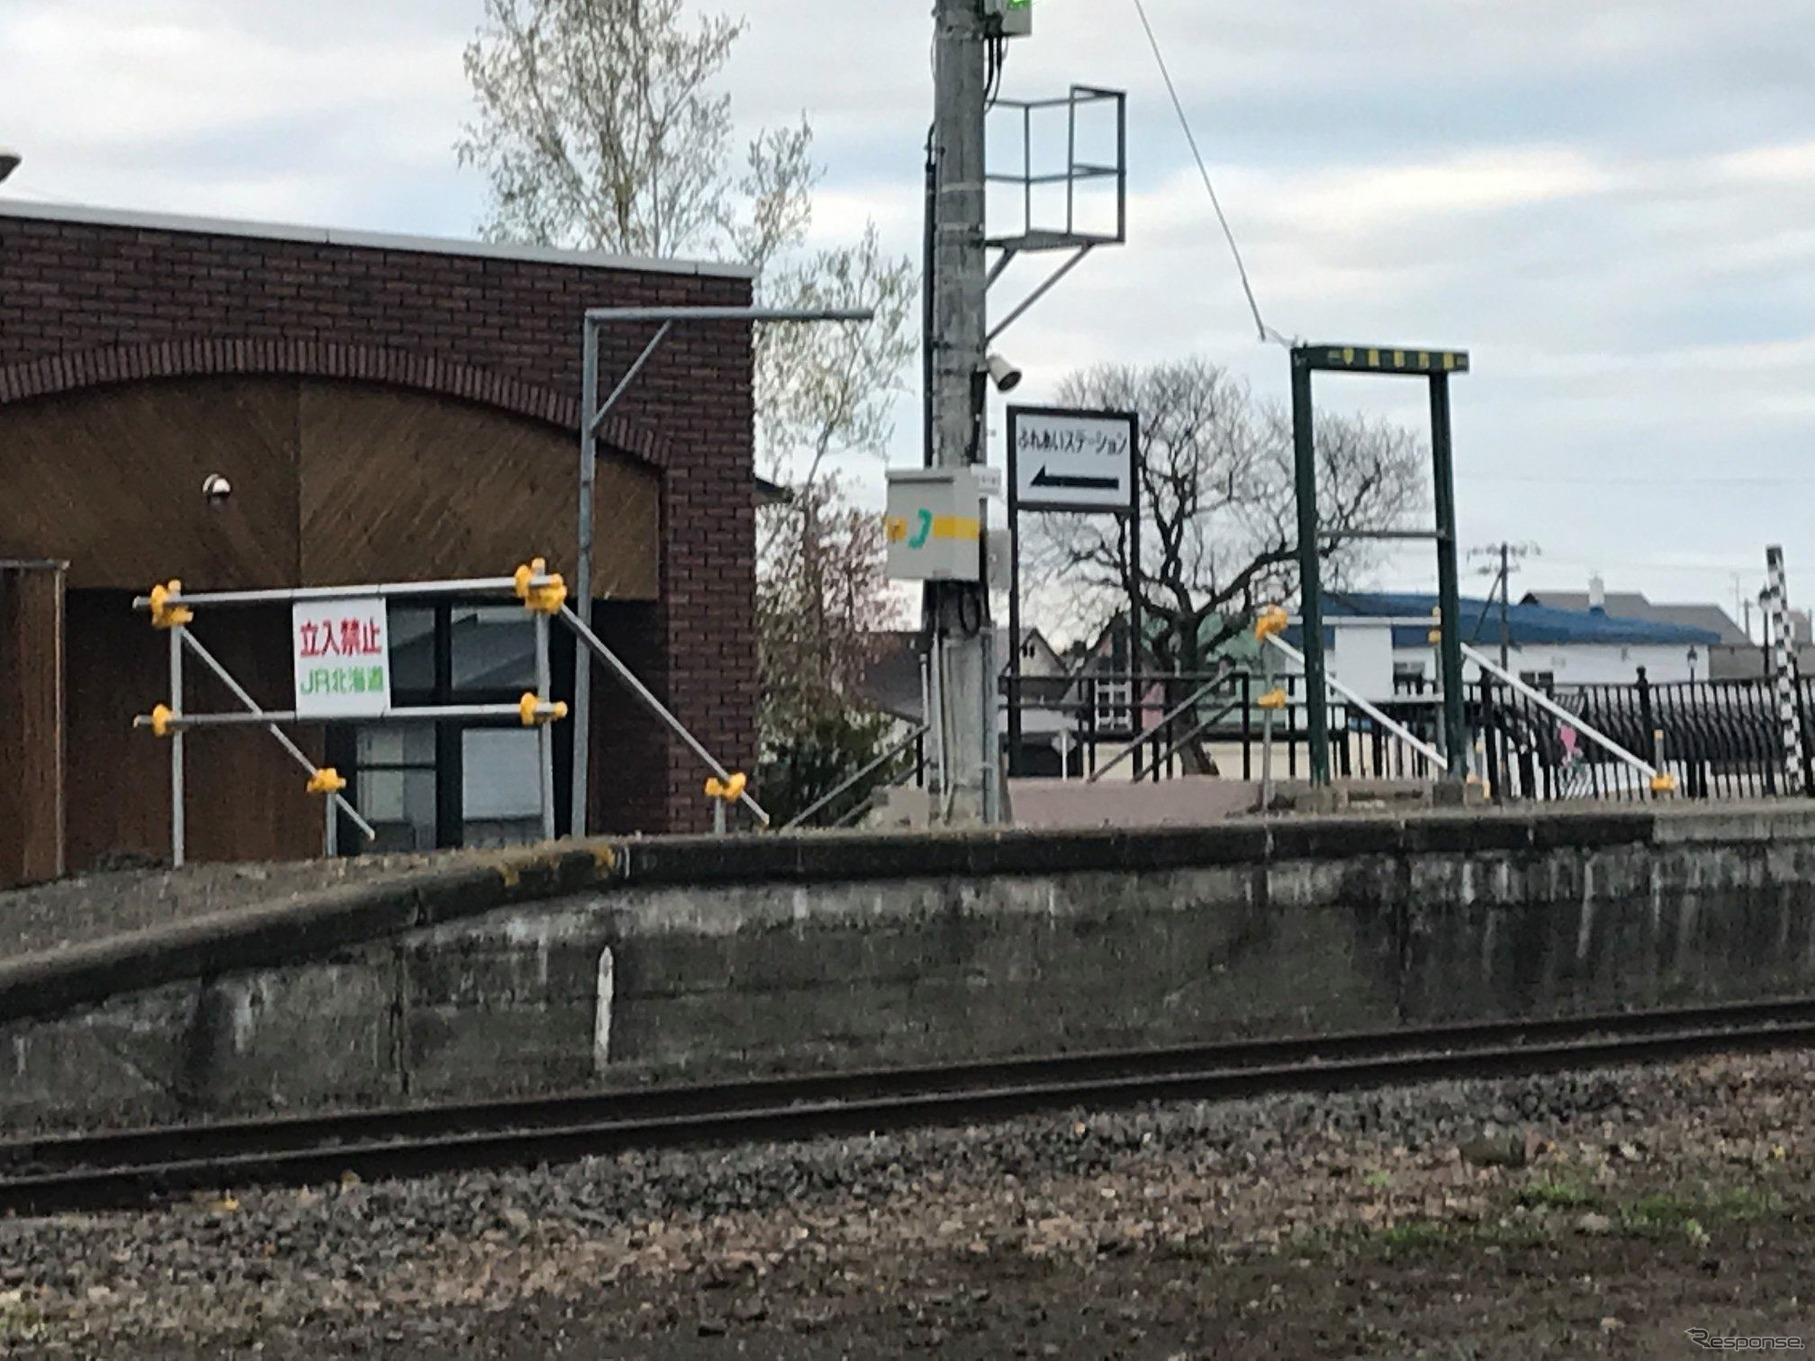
[1470,541,1539,671]
[926,0,995,823]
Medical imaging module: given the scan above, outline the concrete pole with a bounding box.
[928,0,994,823]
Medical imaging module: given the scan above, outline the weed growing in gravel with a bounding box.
[0,1292,47,1345]
[1517,1177,1600,1210]
[1478,1218,1557,1250]
[1362,1170,1393,1190]
[1616,1182,1782,1245]
[1378,1219,1450,1253]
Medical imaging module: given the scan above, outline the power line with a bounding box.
[1129,0,1288,348]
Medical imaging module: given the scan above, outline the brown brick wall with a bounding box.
[0,212,757,837]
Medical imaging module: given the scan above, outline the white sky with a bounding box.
[5,0,1814,636]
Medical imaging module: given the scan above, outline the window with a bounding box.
[356,724,437,853]
[1094,677,1134,734]
[1519,671,1556,692]
[331,602,549,855]
[462,728,543,848]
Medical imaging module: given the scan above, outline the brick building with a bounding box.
[0,201,758,883]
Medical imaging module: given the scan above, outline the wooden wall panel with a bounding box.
[0,377,659,599]
[0,382,301,591]
[0,562,66,886]
[298,384,658,599]
[64,593,323,870]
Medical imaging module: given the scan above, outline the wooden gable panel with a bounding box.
[298,383,658,599]
[0,380,301,591]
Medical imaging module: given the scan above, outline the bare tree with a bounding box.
[1026,357,1428,677]
[459,0,809,267]
[459,0,918,805]
[458,0,916,482]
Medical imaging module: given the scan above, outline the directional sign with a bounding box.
[1008,407,1137,512]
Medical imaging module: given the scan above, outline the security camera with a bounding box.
[985,353,1023,394]
[202,473,233,506]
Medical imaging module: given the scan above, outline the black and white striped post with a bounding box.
[1766,545,1804,796]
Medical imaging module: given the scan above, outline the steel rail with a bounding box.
[3,998,1811,1216]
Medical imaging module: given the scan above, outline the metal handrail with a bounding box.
[1462,644,1657,779]
[1140,696,1247,773]
[1087,673,1242,784]
[560,604,771,825]
[1263,635,1446,772]
[781,725,930,830]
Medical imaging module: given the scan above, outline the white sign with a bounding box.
[974,466,1004,500]
[1009,408,1136,512]
[292,598,392,719]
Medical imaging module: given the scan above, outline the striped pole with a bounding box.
[1767,545,1804,795]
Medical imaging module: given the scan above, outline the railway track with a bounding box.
[3,998,1812,1218]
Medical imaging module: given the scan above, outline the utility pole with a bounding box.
[1470,541,1539,672]
[926,0,995,823]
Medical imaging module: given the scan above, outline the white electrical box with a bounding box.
[985,0,1032,38]
[886,468,984,582]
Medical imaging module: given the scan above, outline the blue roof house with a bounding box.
[1295,591,1724,701]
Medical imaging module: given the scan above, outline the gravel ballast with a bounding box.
[2,1049,1810,1358]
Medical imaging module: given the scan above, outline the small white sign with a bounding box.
[1010,408,1137,512]
[292,598,392,719]
[974,466,1004,500]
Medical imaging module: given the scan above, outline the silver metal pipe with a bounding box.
[589,319,673,438]
[137,702,548,729]
[1461,643,1658,778]
[179,630,377,841]
[535,612,556,842]
[1260,654,1277,813]
[170,625,185,868]
[559,604,770,825]
[134,577,552,610]
[1089,674,1233,783]
[985,245,1092,344]
[1265,635,1447,771]
[572,317,600,839]
[782,725,931,830]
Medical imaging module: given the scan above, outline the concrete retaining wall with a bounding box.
[5,806,1815,1131]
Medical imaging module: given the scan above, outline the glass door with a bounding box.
[330,602,546,854]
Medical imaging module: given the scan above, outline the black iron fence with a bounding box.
[785,668,1810,828]
[1474,673,1794,803]
[1008,668,1815,803]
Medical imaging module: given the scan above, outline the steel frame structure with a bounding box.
[572,304,871,838]
[1290,344,1471,784]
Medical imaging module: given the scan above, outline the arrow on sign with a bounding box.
[1030,466,1119,491]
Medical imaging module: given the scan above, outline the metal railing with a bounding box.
[781,725,931,831]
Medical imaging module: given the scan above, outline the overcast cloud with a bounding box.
[5,0,1814,634]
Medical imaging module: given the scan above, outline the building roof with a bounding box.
[1325,591,1724,648]
[0,199,754,280]
[753,477,793,507]
[860,628,1064,722]
[1520,591,1750,647]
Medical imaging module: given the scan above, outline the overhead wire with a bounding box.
[1129,0,1290,348]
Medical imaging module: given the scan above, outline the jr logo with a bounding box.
[908,509,933,549]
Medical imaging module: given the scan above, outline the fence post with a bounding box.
[1241,672,1253,782]
[1635,666,1654,755]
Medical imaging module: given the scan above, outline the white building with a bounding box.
[1301,590,1728,704]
